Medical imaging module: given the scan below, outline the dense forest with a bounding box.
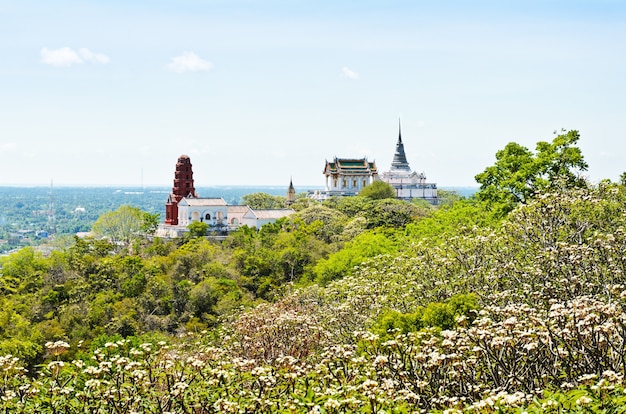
[1,130,626,412]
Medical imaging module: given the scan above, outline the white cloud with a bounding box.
[78,48,110,64]
[0,142,17,153]
[166,52,213,73]
[41,47,83,67]
[341,66,359,79]
[40,47,110,67]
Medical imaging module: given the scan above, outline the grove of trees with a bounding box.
[1,130,626,412]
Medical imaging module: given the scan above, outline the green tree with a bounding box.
[436,189,463,207]
[475,130,588,215]
[0,247,48,294]
[141,212,160,235]
[313,230,400,283]
[358,180,396,200]
[241,193,286,209]
[324,195,372,217]
[405,198,500,241]
[289,204,348,243]
[363,198,429,229]
[91,205,144,246]
[187,221,208,239]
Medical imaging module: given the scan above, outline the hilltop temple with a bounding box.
[323,157,379,195]
[157,155,294,237]
[380,121,438,201]
[309,121,437,202]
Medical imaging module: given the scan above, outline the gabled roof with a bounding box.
[228,205,252,214]
[179,197,227,207]
[324,157,378,175]
[249,209,295,219]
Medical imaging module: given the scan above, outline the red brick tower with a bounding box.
[165,155,198,225]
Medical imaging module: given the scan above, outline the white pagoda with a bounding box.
[380,121,438,202]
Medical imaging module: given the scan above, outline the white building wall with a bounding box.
[178,205,229,227]
[326,174,373,192]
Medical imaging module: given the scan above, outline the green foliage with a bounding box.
[141,212,160,234]
[91,204,145,246]
[475,129,588,215]
[358,180,396,199]
[0,296,44,366]
[5,140,626,412]
[405,198,501,241]
[373,309,424,336]
[324,195,371,217]
[436,189,463,206]
[241,192,286,209]
[288,204,348,243]
[363,198,429,228]
[0,247,48,294]
[289,196,315,211]
[323,196,430,230]
[313,230,400,284]
[372,293,478,337]
[186,221,208,238]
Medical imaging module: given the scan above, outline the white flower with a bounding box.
[324,398,340,409]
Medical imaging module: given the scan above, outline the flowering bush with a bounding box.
[4,185,626,412]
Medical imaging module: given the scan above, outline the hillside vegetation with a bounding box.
[1,130,625,412]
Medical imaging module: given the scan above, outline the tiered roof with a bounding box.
[390,120,411,172]
[179,197,227,207]
[324,157,378,175]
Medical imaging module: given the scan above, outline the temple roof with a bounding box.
[391,120,411,172]
[179,197,227,207]
[250,209,295,219]
[324,157,378,175]
[228,205,251,213]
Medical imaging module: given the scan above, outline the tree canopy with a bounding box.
[475,129,588,215]
[358,180,396,199]
[91,205,145,246]
[241,192,286,209]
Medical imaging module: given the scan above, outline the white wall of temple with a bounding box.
[381,171,428,186]
[395,187,438,199]
[177,206,229,226]
[325,174,374,192]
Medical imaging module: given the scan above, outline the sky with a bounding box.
[1,0,625,188]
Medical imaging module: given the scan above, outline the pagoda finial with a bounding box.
[390,119,411,172]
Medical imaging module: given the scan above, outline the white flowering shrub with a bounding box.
[3,184,626,412]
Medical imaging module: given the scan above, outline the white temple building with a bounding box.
[380,121,438,202]
[176,197,294,229]
[157,196,294,237]
[156,154,295,238]
[309,157,379,200]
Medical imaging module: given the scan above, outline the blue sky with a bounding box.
[1,0,625,188]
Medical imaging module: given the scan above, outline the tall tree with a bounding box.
[91,205,145,246]
[475,130,588,215]
[358,180,396,200]
[241,193,286,209]
[141,212,160,235]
